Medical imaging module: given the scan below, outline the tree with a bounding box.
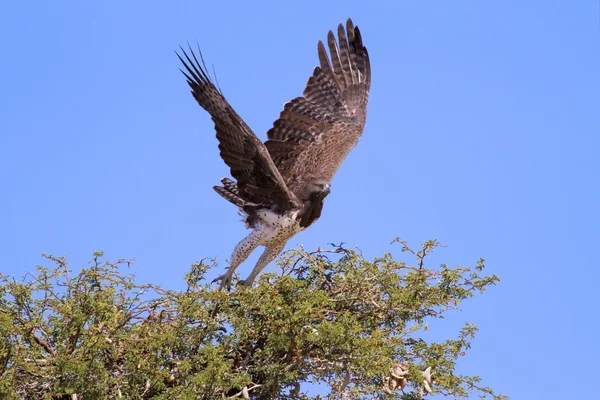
[0,239,506,399]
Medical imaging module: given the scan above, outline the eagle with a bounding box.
[178,18,371,288]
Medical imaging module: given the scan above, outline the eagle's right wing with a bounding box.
[178,48,299,210]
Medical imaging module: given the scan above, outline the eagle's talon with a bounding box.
[212,271,236,291]
[238,277,255,287]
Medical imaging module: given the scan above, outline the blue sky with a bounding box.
[1,1,599,398]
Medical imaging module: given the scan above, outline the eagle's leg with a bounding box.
[240,242,287,287]
[213,229,266,290]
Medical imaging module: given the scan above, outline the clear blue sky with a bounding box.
[1,1,599,398]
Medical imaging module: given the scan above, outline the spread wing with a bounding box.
[177,47,299,210]
[265,18,371,184]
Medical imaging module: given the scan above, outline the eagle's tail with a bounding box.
[213,177,247,207]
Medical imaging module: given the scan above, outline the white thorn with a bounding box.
[423,379,433,395]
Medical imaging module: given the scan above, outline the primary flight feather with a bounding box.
[178,18,371,288]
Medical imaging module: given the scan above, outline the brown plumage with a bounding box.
[178,19,371,288]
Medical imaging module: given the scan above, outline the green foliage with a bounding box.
[0,240,506,399]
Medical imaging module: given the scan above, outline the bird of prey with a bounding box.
[178,18,371,288]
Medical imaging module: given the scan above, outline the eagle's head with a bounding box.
[294,179,331,203]
[297,180,331,228]
[309,180,331,200]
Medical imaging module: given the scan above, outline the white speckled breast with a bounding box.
[255,209,305,246]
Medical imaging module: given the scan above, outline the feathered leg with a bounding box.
[240,242,287,287]
[213,229,265,290]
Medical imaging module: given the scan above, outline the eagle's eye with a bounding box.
[315,183,324,189]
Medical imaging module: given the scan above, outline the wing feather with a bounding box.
[327,30,349,90]
[317,41,338,88]
[337,23,356,85]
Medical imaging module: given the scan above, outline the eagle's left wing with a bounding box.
[178,47,300,210]
[265,19,371,184]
